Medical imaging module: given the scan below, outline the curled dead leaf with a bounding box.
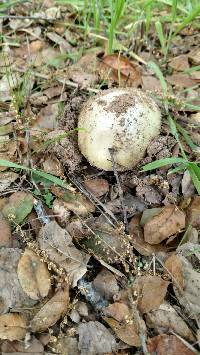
[132,275,169,314]
[164,254,184,290]
[100,54,142,87]
[31,286,69,332]
[147,334,196,355]
[143,205,185,244]
[0,314,27,341]
[17,248,51,301]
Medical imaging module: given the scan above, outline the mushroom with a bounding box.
[78,88,161,171]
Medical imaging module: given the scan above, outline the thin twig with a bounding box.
[109,148,128,232]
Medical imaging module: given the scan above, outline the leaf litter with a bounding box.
[0,1,200,354]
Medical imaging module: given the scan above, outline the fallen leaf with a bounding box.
[166,73,195,88]
[164,254,185,290]
[100,54,142,87]
[51,186,95,216]
[42,156,64,177]
[146,302,195,342]
[1,336,44,353]
[77,321,117,354]
[186,195,200,228]
[182,170,195,197]
[173,256,200,319]
[0,74,22,102]
[52,336,79,355]
[0,314,27,341]
[168,54,189,71]
[83,178,109,197]
[104,316,140,347]
[0,212,12,247]
[81,220,132,264]
[2,192,34,227]
[46,32,71,53]
[0,248,36,314]
[38,221,90,286]
[147,334,196,355]
[129,214,167,256]
[17,248,51,301]
[132,275,169,314]
[66,53,98,88]
[93,268,119,301]
[104,302,130,322]
[188,47,200,65]
[189,112,200,125]
[142,75,162,92]
[0,172,18,193]
[31,286,69,332]
[35,103,59,130]
[143,205,185,244]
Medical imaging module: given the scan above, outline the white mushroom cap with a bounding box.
[78,88,161,171]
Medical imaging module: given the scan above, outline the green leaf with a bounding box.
[188,166,200,195]
[142,157,188,172]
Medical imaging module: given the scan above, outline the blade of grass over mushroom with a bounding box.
[141,157,188,172]
[0,160,71,189]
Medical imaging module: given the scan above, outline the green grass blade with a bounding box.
[155,20,166,56]
[173,4,200,37]
[188,165,200,195]
[0,160,70,189]
[176,122,198,151]
[142,157,188,172]
[148,61,168,97]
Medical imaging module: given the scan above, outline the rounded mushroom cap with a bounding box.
[78,88,161,171]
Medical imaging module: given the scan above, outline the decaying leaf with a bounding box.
[104,316,140,347]
[100,54,142,87]
[83,178,109,197]
[186,195,200,228]
[1,335,44,353]
[0,314,27,341]
[31,286,69,332]
[172,256,200,319]
[0,212,12,247]
[0,248,36,314]
[164,254,184,290]
[147,334,196,355]
[17,248,51,301]
[77,321,117,355]
[132,275,169,314]
[168,54,189,71]
[143,205,185,244]
[51,186,95,216]
[38,221,90,286]
[93,268,119,301]
[52,335,79,355]
[81,220,132,264]
[2,192,34,227]
[146,302,195,342]
[166,73,195,88]
[0,171,18,192]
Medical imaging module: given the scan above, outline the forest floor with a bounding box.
[0,0,200,354]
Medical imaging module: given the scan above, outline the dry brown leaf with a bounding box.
[83,178,109,197]
[144,205,185,244]
[189,112,200,125]
[93,268,119,301]
[166,73,195,88]
[186,195,200,228]
[51,186,95,216]
[146,302,195,342]
[132,275,169,314]
[1,336,44,353]
[0,248,36,314]
[100,54,142,87]
[31,286,69,332]
[0,171,19,192]
[104,302,130,322]
[77,321,117,354]
[164,254,185,290]
[0,314,27,341]
[17,248,51,301]
[42,156,64,177]
[147,334,196,355]
[38,221,90,286]
[104,316,140,347]
[35,103,59,130]
[188,47,200,65]
[66,53,99,88]
[168,54,189,71]
[173,256,200,319]
[142,75,162,92]
[129,214,167,256]
[51,335,79,355]
[0,212,12,247]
